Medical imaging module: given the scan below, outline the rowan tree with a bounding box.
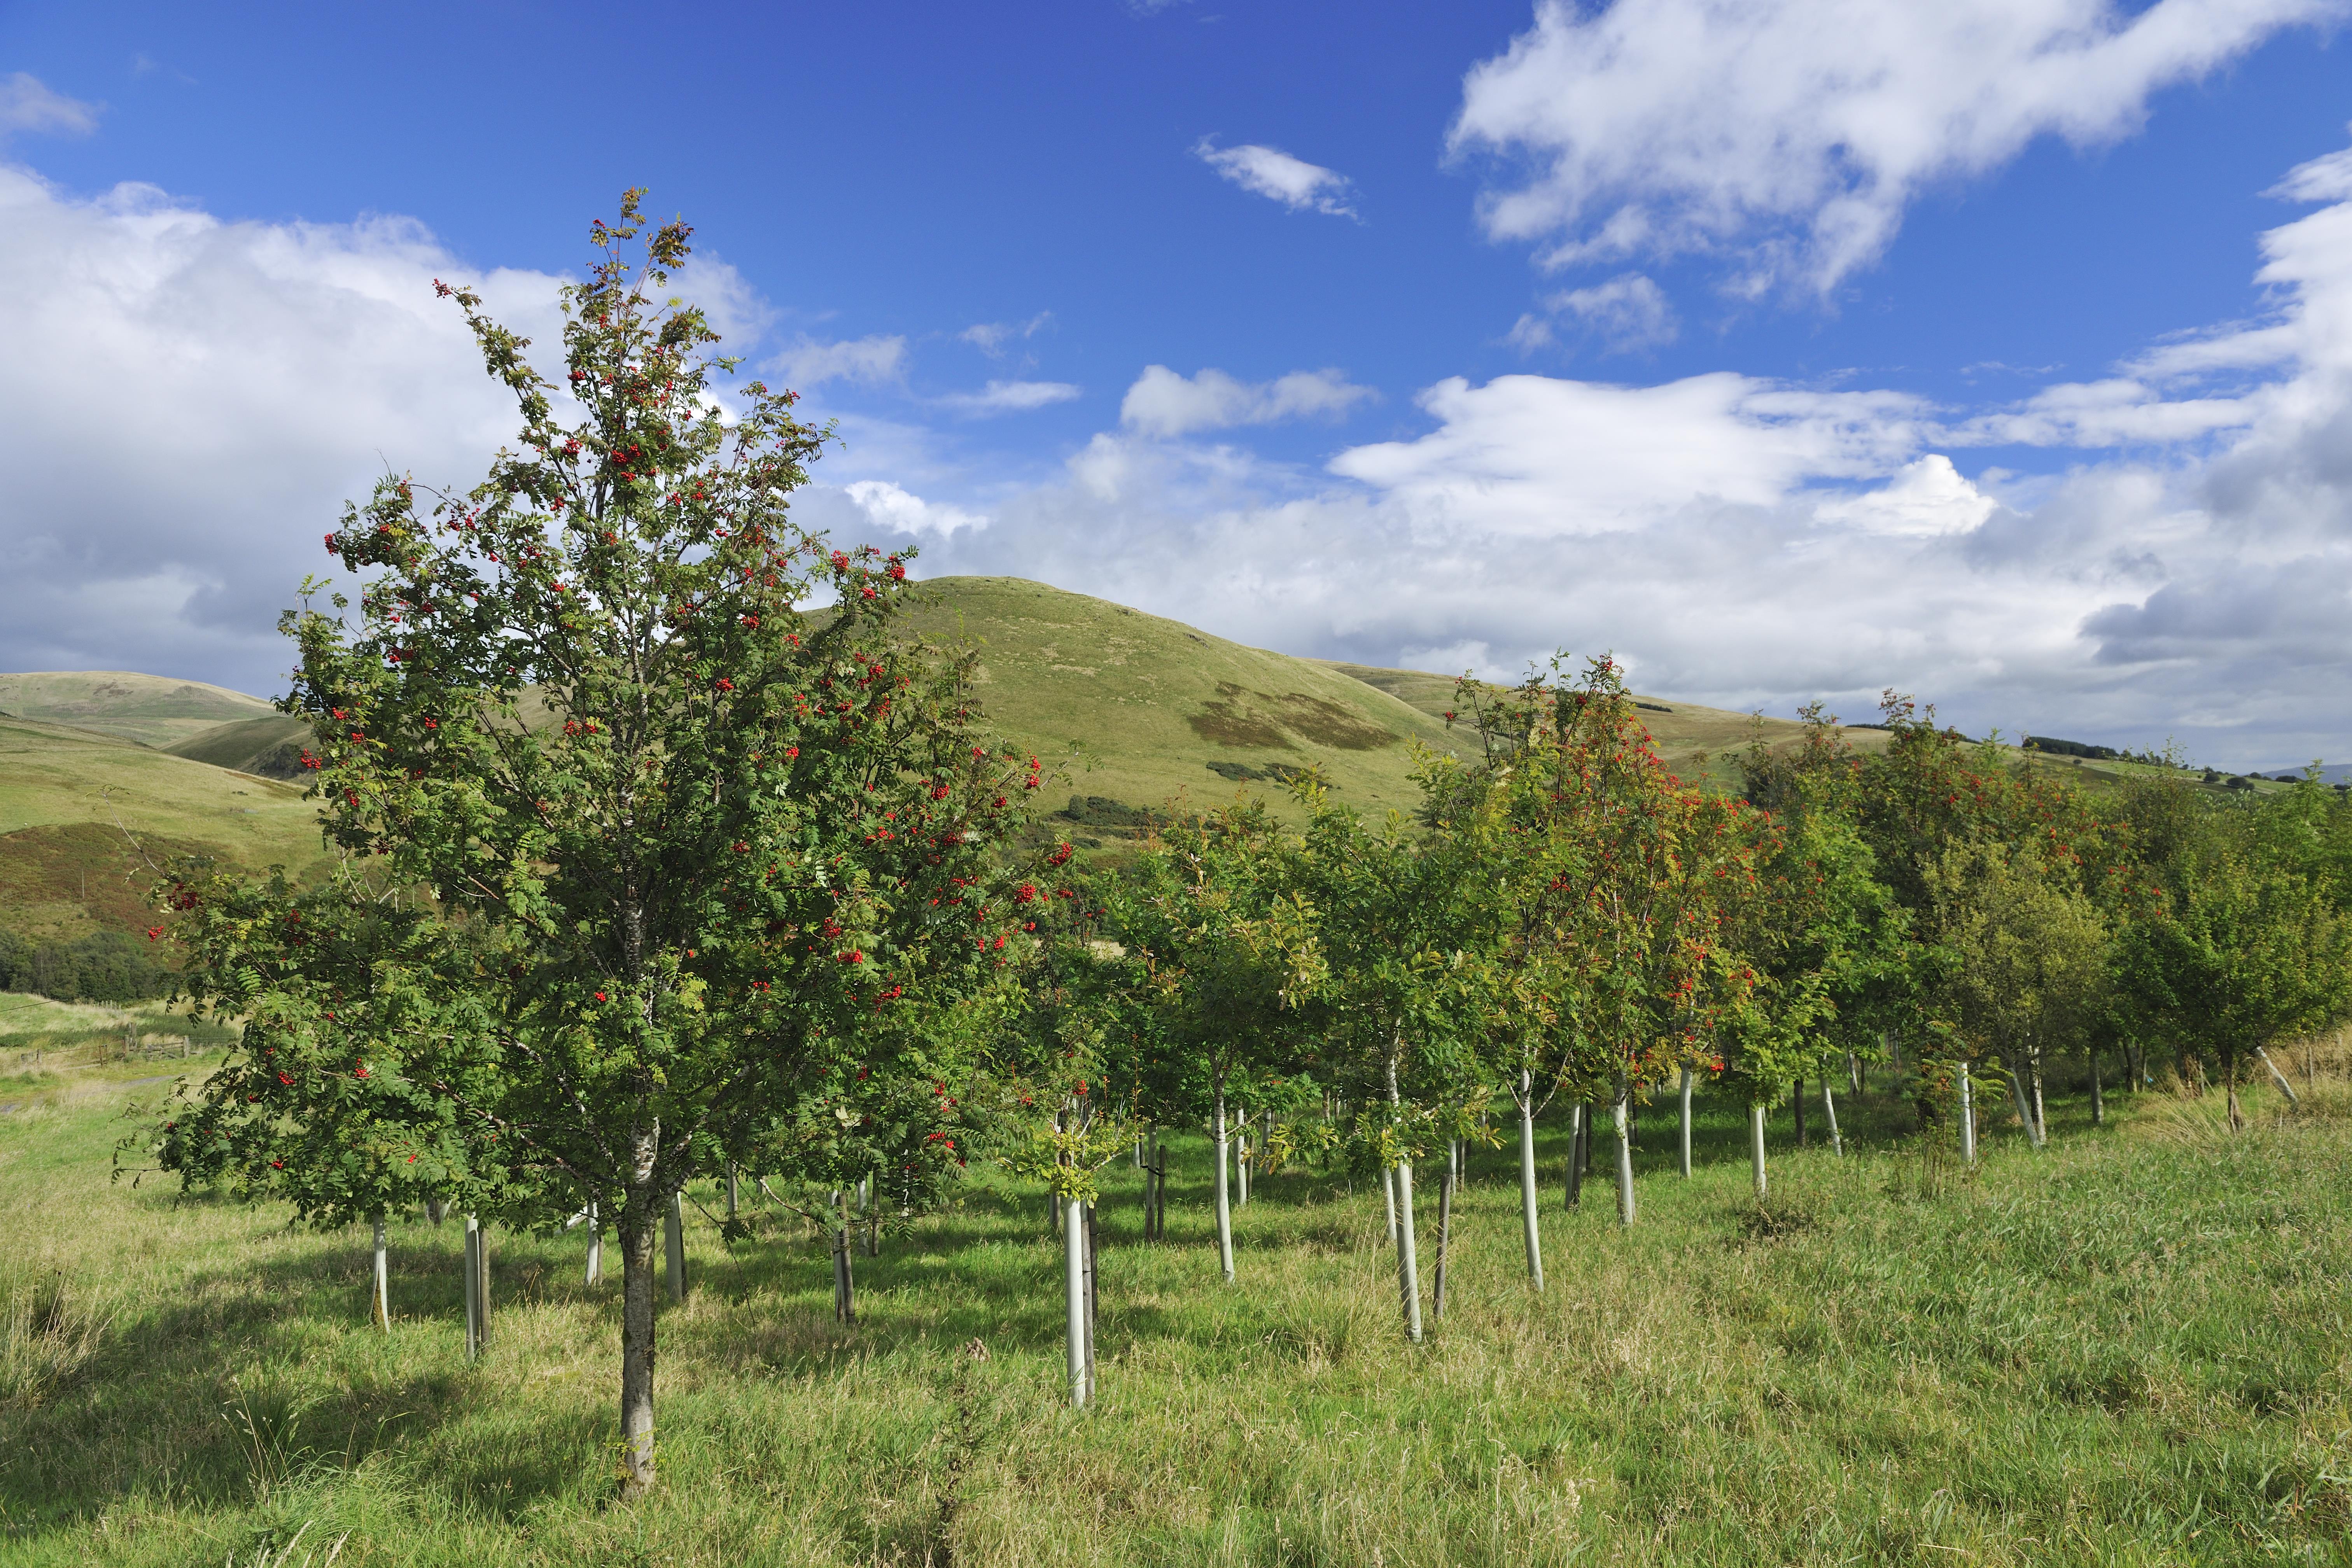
[194,193,1032,1498]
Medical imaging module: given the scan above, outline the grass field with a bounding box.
[4,1026,2347,1567]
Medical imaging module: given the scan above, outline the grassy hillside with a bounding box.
[2,1050,2346,1564]
[901,578,1475,838]
[0,713,326,944]
[161,714,311,780]
[0,671,275,749]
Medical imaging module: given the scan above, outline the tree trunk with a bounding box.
[2226,1075,2244,1132]
[832,1189,856,1323]
[1516,1077,1545,1290]
[1848,1050,1861,1096]
[2028,1052,2048,1145]
[2126,1038,2143,1093]
[1678,1067,1693,1180]
[1612,1076,1636,1227]
[726,1164,739,1220]
[1578,1102,1594,1177]
[1793,1078,1807,1146]
[1064,1193,1088,1406]
[586,1200,602,1287]
[1959,1062,1977,1164]
[1748,1103,1768,1199]
[371,1214,389,1331]
[618,1205,658,1500]
[1821,1079,1843,1158]
[2088,1050,2104,1126]
[1394,1157,1424,1343]
[665,1190,689,1302]
[1213,1085,1235,1283]
[1433,1163,1453,1321]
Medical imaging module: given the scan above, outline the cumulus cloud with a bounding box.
[838,480,988,537]
[881,133,2352,766]
[1194,138,1359,219]
[1450,0,2345,293]
[768,333,906,388]
[0,73,98,140]
[0,167,565,695]
[1120,365,1377,438]
[937,379,1083,416]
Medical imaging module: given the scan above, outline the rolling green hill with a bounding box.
[0,576,2250,938]
[0,671,276,748]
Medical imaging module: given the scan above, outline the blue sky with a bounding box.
[3,0,2351,770]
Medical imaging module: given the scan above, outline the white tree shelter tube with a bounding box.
[1821,1080,1843,1158]
[1382,1164,1398,1244]
[1064,1193,1089,1407]
[1678,1068,1694,1179]
[665,1190,689,1301]
[586,1200,602,1287]
[1213,1088,1236,1284]
[1749,1104,1768,1199]
[463,1213,486,1360]
[1613,1077,1637,1226]
[2007,1059,2044,1148]
[1235,1106,1249,1207]
[2258,1046,2301,1107]
[1394,1158,1424,1343]
[1958,1062,1977,1164]
[1516,1074,1545,1291]
[371,1214,389,1330]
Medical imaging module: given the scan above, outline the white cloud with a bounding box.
[1814,454,1996,537]
[839,480,988,537]
[0,167,564,695]
[937,379,1083,416]
[960,312,1052,355]
[0,73,98,140]
[1451,0,2345,293]
[1120,365,1377,438]
[768,333,906,388]
[1194,138,1359,219]
[889,133,2352,766]
[1510,271,1678,352]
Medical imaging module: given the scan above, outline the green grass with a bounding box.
[0,673,275,750]
[4,1059,2348,1566]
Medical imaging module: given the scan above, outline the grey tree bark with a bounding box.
[618,1204,658,1499]
[1516,1073,1545,1291]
